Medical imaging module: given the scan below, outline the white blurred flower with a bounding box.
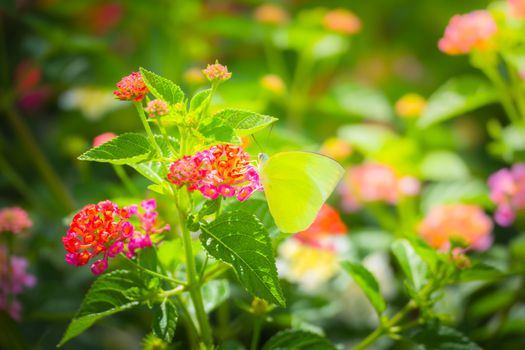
[59,87,122,121]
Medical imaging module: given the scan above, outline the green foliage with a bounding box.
[190,88,212,112]
[78,133,151,164]
[200,211,285,306]
[214,109,278,136]
[58,270,149,347]
[261,329,337,350]
[197,117,239,144]
[341,261,386,316]
[412,324,482,350]
[419,151,470,181]
[419,75,498,128]
[391,239,428,293]
[152,298,178,343]
[319,82,393,121]
[140,67,185,106]
[337,124,398,154]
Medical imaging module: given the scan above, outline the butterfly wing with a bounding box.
[260,152,344,233]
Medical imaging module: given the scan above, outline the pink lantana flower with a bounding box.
[438,10,497,55]
[0,207,32,234]
[113,71,148,101]
[167,144,262,202]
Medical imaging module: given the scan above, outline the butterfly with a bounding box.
[258,152,345,233]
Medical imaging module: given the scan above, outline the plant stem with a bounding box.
[250,316,263,350]
[159,285,185,298]
[353,301,417,350]
[2,102,75,212]
[111,164,140,197]
[134,102,162,156]
[481,66,522,125]
[157,117,179,157]
[177,192,214,348]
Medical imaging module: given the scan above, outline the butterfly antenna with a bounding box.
[265,124,274,147]
[251,134,263,153]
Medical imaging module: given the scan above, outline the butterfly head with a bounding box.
[258,153,269,164]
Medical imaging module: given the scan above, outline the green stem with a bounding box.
[134,102,162,155]
[353,300,417,350]
[287,49,314,129]
[120,254,186,285]
[159,285,185,298]
[111,164,140,197]
[2,103,75,212]
[481,65,522,125]
[157,117,179,157]
[505,60,525,121]
[250,316,263,350]
[178,191,214,348]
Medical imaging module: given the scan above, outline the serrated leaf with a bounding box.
[214,109,278,136]
[225,198,280,239]
[458,263,504,282]
[198,117,239,144]
[412,324,482,350]
[262,329,337,350]
[190,88,212,112]
[138,247,158,273]
[153,298,178,343]
[131,161,168,185]
[78,133,151,165]
[391,240,428,292]
[342,261,386,316]
[200,211,285,306]
[58,270,144,347]
[140,68,185,106]
[419,75,498,128]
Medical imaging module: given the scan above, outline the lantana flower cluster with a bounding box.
[438,10,497,55]
[0,246,36,320]
[418,204,493,251]
[0,207,32,234]
[62,199,168,275]
[488,164,525,226]
[113,71,148,102]
[339,163,420,211]
[278,204,348,290]
[167,144,262,201]
[145,99,169,118]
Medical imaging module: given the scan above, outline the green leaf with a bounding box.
[412,324,482,350]
[140,67,185,106]
[421,180,490,213]
[58,270,144,347]
[337,124,398,154]
[131,161,168,185]
[262,329,337,350]
[225,198,280,240]
[419,151,470,181]
[409,239,441,274]
[187,279,230,314]
[197,117,239,144]
[458,264,504,283]
[153,298,178,343]
[341,261,386,316]
[319,82,393,122]
[214,109,278,136]
[138,247,159,273]
[78,133,151,165]
[391,239,428,292]
[419,75,498,128]
[190,88,211,112]
[201,211,285,306]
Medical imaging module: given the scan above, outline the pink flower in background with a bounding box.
[62,199,168,274]
[168,144,262,201]
[488,163,525,226]
[323,9,362,35]
[113,71,148,101]
[0,207,32,234]
[398,176,421,197]
[438,10,497,55]
[92,132,117,147]
[0,246,36,320]
[254,4,289,25]
[145,99,169,118]
[340,163,400,210]
[508,0,525,19]
[202,62,232,82]
[418,204,493,251]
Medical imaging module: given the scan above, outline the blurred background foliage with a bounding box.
[1,0,524,349]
